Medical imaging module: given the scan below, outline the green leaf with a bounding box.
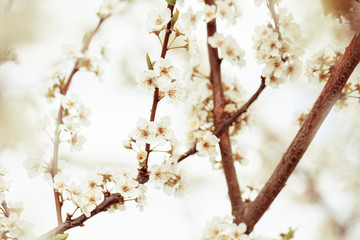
[279,228,296,240]
[166,0,176,6]
[50,233,69,240]
[146,53,154,70]
[171,9,179,29]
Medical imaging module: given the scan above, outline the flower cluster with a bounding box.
[305,49,342,84]
[253,8,304,87]
[0,162,9,203]
[125,116,186,196]
[195,131,220,160]
[0,163,34,240]
[136,58,186,104]
[186,73,251,167]
[98,0,131,17]
[128,116,175,148]
[203,216,249,240]
[147,8,172,33]
[60,94,90,151]
[202,0,242,24]
[208,33,246,67]
[150,159,189,198]
[52,167,145,217]
[23,148,48,178]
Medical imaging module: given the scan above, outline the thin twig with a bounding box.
[1,200,10,217]
[49,15,110,225]
[177,76,266,162]
[214,76,266,137]
[36,193,124,240]
[136,4,175,184]
[266,0,282,41]
[241,33,360,233]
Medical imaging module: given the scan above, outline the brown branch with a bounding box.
[178,76,266,162]
[241,33,360,233]
[36,193,124,240]
[1,200,10,217]
[266,0,282,41]
[205,0,245,223]
[49,15,110,225]
[214,76,266,137]
[136,4,175,184]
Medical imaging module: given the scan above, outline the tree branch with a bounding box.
[266,0,282,40]
[136,4,175,184]
[1,200,10,217]
[178,76,266,162]
[49,15,110,225]
[36,193,124,240]
[205,0,245,222]
[241,33,360,233]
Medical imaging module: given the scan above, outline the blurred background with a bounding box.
[0,0,359,239]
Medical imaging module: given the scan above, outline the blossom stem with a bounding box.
[168,45,186,50]
[241,33,360,233]
[266,0,282,41]
[205,0,244,223]
[157,34,163,46]
[36,193,124,240]
[167,35,177,48]
[214,76,266,137]
[136,4,175,184]
[49,15,110,226]
[178,76,266,162]
[1,200,10,217]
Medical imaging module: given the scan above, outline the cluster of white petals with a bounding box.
[253,9,304,87]
[0,162,8,203]
[203,4,217,23]
[129,116,175,148]
[0,163,35,239]
[186,75,250,167]
[150,160,189,198]
[203,216,249,240]
[215,0,242,24]
[195,131,220,160]
[305,49,342,84]
[136,58,186,104]
[59,94,91,151]
[52,168,144,217]
[98,0,130,17]
[146,8,172,33]
[208,33,246,67]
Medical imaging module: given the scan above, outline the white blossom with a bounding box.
[130,118,157,146]
[196,131,220,159]
[203,4,217,23]
[24,149,47,178]
[136,69,159,94]
[147,8,171,32]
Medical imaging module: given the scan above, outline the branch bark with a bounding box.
[178,76,266,162]
[36,193,124,240]
[241,33,360,232]
[205,0,245,222]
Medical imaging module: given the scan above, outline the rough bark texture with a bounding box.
[241,33,360,233]
[205,0,244,221]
